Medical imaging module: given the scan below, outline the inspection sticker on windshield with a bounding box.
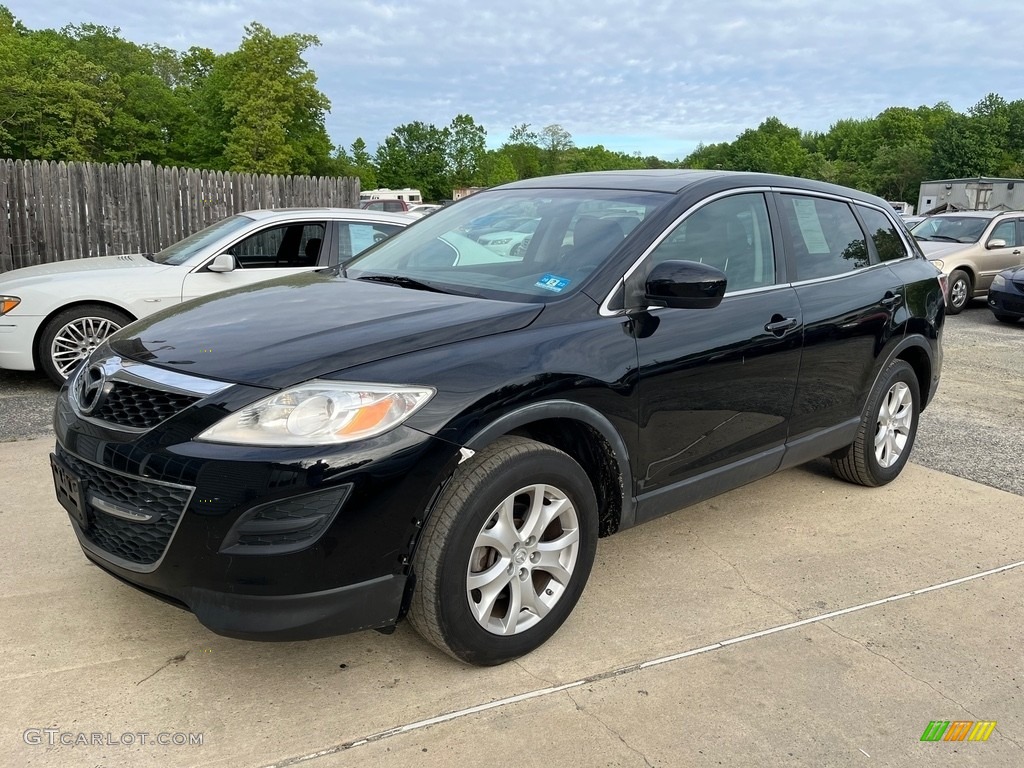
[536,274,571,292]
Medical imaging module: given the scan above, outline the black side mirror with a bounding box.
[644,260,727,309]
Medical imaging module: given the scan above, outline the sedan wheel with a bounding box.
[946,269,971,314]
[38,305,132,385]
[409,436,598,665]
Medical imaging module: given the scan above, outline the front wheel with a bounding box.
[408,436,598,666]
[38,305,132,385]
[946,269,972,314]
[831,359,920,487]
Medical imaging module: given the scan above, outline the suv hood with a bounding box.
[110,271,543,389]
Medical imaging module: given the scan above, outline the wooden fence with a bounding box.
[0,160,360,272]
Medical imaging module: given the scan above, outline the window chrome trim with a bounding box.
[599,185,919,317]
[599,186,775,316]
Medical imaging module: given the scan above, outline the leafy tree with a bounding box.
[501,123,543,180]
[376,121,448,200]
[728,117,809,176]
[446,114,486,188]
[538,124,574,174]
[219,22,332,174]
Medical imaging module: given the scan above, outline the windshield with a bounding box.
[911,216,990,244]
[151,215,255,265]
[344,188,671,302]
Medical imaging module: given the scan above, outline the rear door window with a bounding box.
[778,195,868,281]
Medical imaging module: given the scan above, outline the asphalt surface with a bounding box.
[3,303,1020,494]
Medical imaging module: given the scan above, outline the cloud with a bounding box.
[9,0,1024,158]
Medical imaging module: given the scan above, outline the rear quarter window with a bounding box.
[858,206,909,262]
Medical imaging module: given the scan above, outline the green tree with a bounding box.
[501,123,542,180]
[219,22,332,174]
[376,121,448,200]
[446,114,486,188]
[538,124,574,174]
[728,117,809,175]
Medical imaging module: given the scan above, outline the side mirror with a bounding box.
[207,253,237,273]
[644,260,727,309]
[987,238,1007,250]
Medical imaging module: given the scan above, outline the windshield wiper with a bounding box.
[354,274,449,293]
[928,235,963,242]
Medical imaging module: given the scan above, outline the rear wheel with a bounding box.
[831,359,919,487]
[946,269,971,314]
[408,436,598,666]
[38,305,132,385]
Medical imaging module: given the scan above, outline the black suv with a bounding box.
[51,171,944,666]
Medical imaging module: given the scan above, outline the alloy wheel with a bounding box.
[466,483,580,636]
[50,317,122,379]
[874,382,913,468]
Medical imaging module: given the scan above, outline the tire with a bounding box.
[946,269,972,315]
[38,304,132,386]
[408,436,598,666]
[831,359,920,487]
[993,312,1018,324]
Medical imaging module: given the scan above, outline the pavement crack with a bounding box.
[135,651,189,686]
[565,690,655,767]
[514,660,553,687]
[692,531,797,618]
[822,624,982,715]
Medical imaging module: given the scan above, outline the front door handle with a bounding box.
[764,316,798,334]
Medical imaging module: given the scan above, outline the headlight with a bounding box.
[991,274,1007,289]
[930,260,944,271]
[0,296,20,315]
[198,381,434,446]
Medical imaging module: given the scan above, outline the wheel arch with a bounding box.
[867,335,935,413]
[32,300,137,369]
[462,400,635,537]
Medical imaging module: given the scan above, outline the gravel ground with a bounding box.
[2,304,1021,494]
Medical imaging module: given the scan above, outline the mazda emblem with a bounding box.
[77,364,109,415]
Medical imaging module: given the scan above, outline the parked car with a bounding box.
[51,170,944,666]
[911,210,1024,314]
[901,215,928,228]
[476,218,539,256]
[407,204,443,217]
[0,209,413,384]
[361,199,411,213]
[987,264,1024,323]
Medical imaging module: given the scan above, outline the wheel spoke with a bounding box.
[468,565,513,626]
[517,579,550,621]
[499,576,524,635]
[467,556,512,592]
[535,537,577,586]
[521,486,569,541]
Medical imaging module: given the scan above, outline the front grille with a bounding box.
[58,447,194,568]
[94,381,201,429]
[1013,280,1024,293]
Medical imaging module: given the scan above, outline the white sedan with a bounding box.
[0,208,414,384]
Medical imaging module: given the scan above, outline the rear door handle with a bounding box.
[880,292,903,308]
[764,316,798,334]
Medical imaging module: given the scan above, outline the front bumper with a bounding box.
[0,313,44,371]
[988,286,1024,319]
[53,372,461,640]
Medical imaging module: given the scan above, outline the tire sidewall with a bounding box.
[430,450,598,665]
[863,361,920,485]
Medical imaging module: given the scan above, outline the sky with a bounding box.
[8,0,1024,160]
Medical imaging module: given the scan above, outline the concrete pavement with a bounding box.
[1,436,1022,767]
